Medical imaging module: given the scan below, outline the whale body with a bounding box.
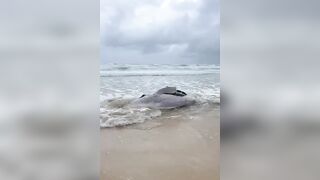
[132,87,195,109]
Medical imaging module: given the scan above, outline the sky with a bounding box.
[100,0,219,65]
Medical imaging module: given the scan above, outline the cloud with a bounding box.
[101,0,219,64]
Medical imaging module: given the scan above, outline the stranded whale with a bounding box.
[132,87,195,109]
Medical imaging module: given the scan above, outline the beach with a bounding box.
[100,64,220,180]
[101,106,219,180]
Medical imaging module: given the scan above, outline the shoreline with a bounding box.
[101,107,219,180]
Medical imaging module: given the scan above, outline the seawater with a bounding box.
[100,64,220,127]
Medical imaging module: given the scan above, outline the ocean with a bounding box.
[100,64,220,128]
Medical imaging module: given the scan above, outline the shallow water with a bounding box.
[100,64,220,127]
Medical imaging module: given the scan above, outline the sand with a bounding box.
[101,107,219,180]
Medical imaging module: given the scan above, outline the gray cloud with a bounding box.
[101,0,219,64]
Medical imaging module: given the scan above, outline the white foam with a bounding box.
[100,105,162,128]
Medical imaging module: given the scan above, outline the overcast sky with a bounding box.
[100,0,219,65]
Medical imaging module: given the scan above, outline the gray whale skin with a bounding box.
[132,87,196,109]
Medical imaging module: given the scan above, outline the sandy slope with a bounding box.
[101,107,219,180]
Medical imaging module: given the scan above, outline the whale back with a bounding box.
[155,86,176,95]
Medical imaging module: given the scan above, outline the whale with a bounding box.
[132,87,195,109]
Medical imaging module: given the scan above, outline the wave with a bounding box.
[100,96,219,128]
[100,71,217,77]
[100,97,163,127]
[100,64,219,77]
[101,64,219,70]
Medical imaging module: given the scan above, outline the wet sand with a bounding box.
[101,107,219,180]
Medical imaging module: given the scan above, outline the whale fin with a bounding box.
[155,86,177,95]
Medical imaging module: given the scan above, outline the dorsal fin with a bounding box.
[155,86,176,95]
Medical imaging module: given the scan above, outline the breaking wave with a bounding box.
[100,64,219,77]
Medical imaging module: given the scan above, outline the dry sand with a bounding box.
[101,107,219,180]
